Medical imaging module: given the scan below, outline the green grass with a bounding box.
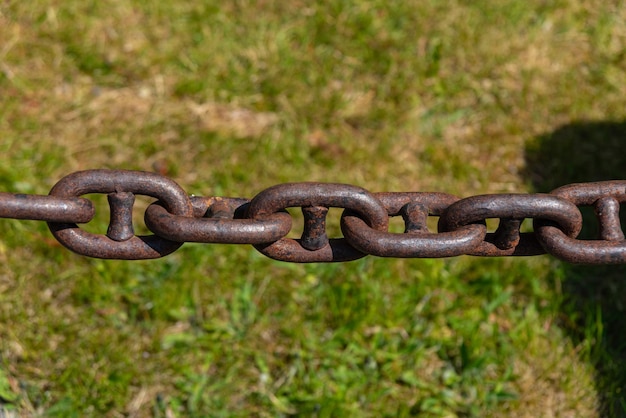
[1,0,626,416]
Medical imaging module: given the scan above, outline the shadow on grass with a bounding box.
[524,121,626,417]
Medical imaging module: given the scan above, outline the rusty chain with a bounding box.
[1,169,625,264]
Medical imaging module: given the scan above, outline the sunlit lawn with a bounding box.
[1,1,626,416]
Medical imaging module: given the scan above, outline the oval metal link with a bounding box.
[247,183,388,262]
[536,181,626,264]
[341,193,486,258]
[145,196,292,244]
[47,170,192,259]
[439,194,582,256]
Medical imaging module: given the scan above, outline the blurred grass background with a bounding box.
[1,0,626,416]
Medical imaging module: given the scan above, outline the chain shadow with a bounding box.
[524,121,626,417]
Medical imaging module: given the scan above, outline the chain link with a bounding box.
[535,181,626,264]
[246,183,389,262]
[438,194,582,256]
[341,193,486,258]
[47,170,192,260]
[1,169,625,264]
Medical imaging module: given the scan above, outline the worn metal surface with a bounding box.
[1,170,625,263]
[47,170,192,260]
[341,193,487,258]
[535,181,626,264]
[439,194,582,256]
[145,197,292,244]
[0,192,94,223]
[246,183,388,262]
